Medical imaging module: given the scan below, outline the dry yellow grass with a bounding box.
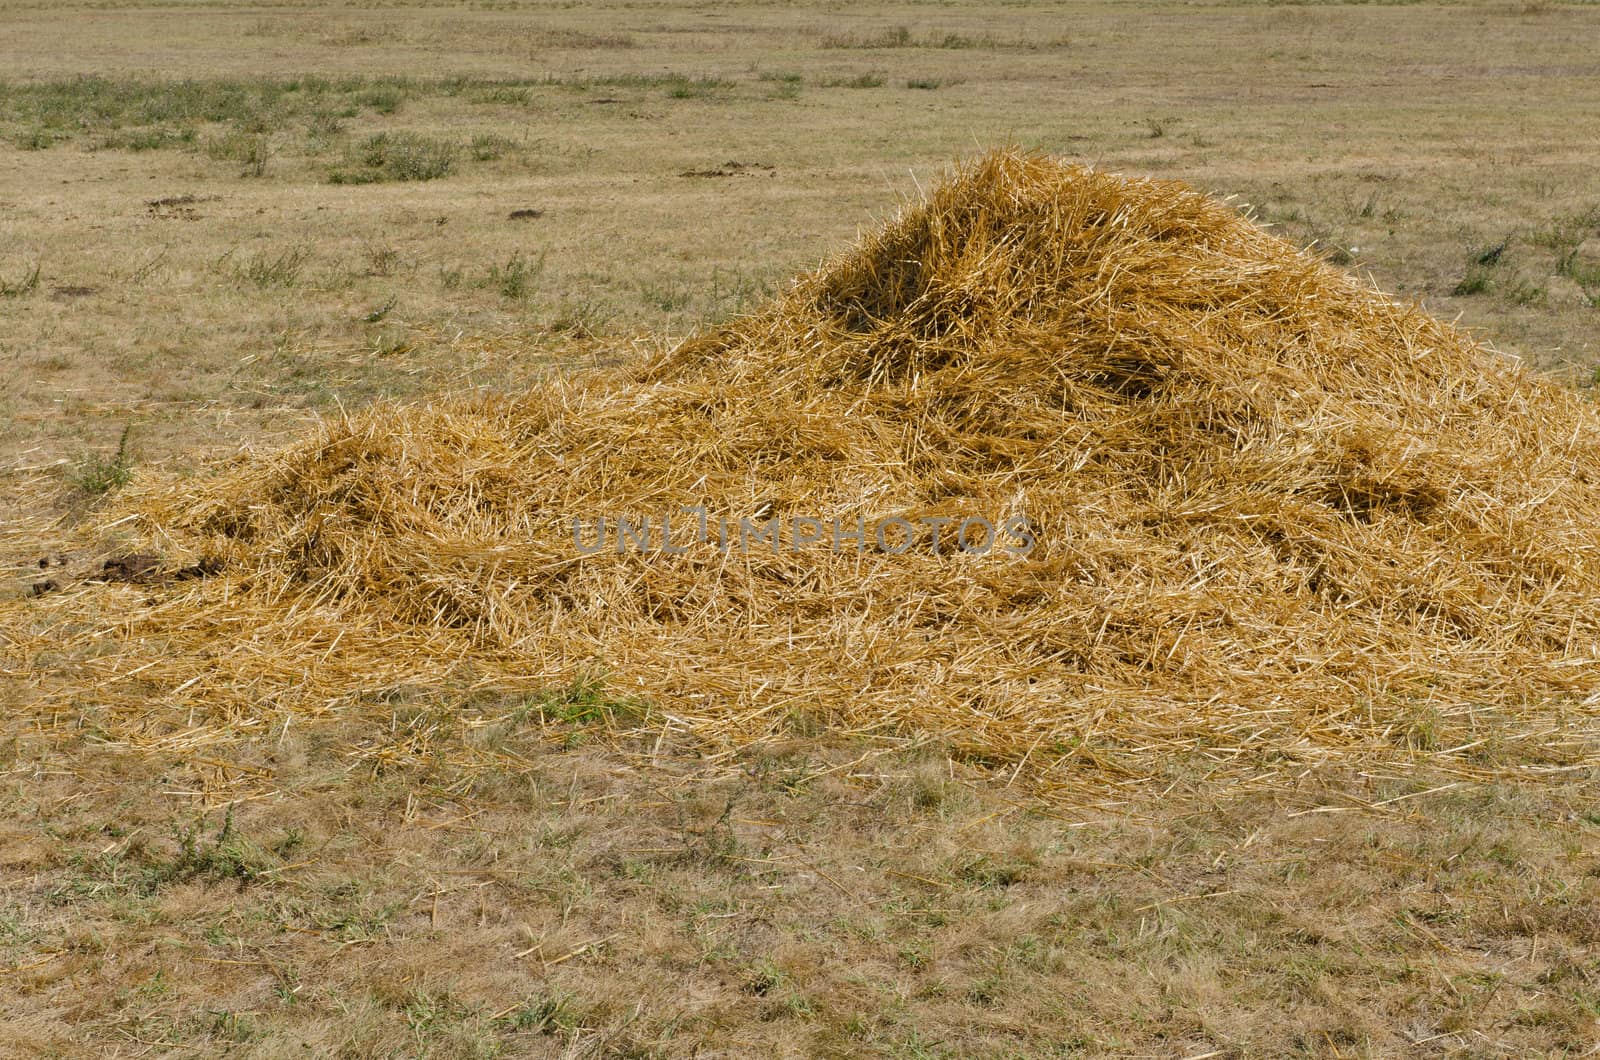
[6,150,1598,795]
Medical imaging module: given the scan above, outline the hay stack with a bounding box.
[7,150,1600,782]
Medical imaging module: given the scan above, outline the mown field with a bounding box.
[2,1,1599,1056]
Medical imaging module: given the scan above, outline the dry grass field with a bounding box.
[3,1,1600,1056]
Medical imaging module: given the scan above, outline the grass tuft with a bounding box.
[330,132,457,183]
[0,262,41,297]
[168,806,272,884]
[664,75,736,99]
[468,132,518,161]
[205,130,272,176]
[1454,267,1492,296]
[484,250,544,301]
[72,424,135,496]
[528,673,649,727]
[231,245,312,288]
[822,73,886,89]
[821,26,1032,49]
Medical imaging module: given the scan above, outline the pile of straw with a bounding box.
[6,150,1600,783]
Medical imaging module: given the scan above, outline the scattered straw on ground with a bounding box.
[5,150,1600,790]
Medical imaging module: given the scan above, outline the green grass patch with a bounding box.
[0,75,418,154]
[205,130,272,175]
[91,125,197,152]
[821,26,1037,49]
[229,245,312,288]
[821,73,886,88]
[1453,266,1492,296]
[468,132,518,161]
[0,262,40,298]
[525,673,649,728]
[666,75,736,99]
[1558,247,1600,289]
[71,425,135,496]
[482,250,545,301]
[330,132,457,183]
[11,126,60,149]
